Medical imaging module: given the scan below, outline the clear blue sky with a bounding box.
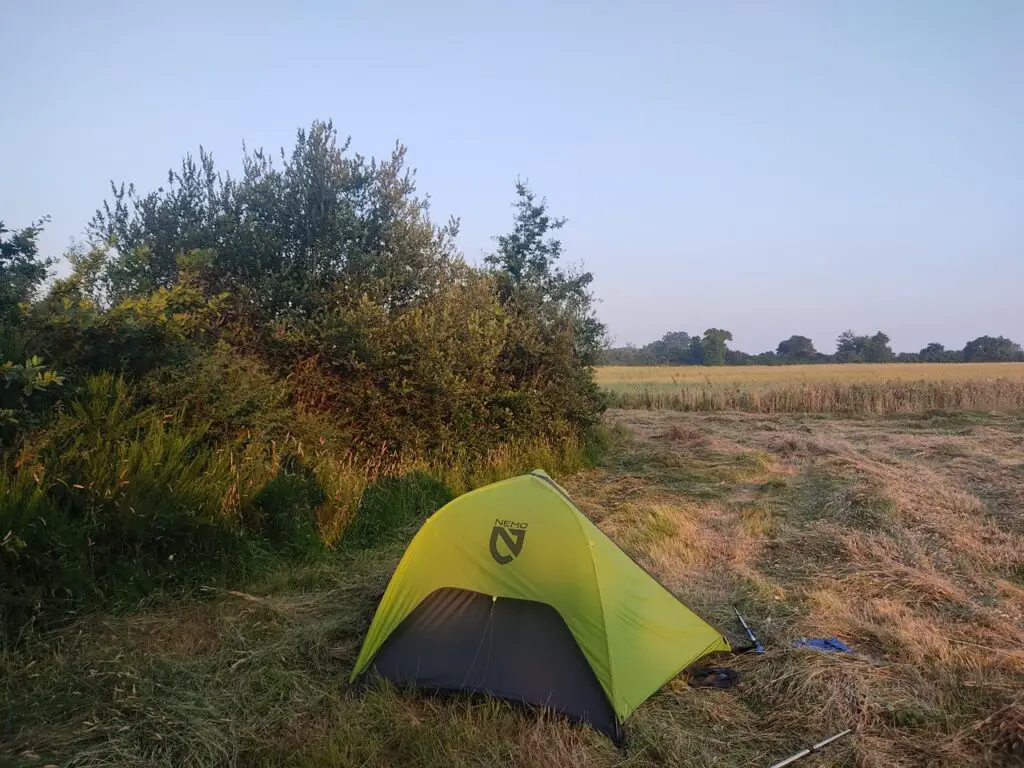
[2,0,1021,354]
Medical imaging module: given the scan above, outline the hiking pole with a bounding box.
[766,728,852,768]
[733,606,765,654]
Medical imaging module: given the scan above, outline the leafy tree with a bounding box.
[90,121,459,317]
[646,331,694,364]
[699,328,733,366]
[863,331,894,362]
[725,348,755,365]
[963,335,1023,362]
[835,330,863,362]
[776,335,817,361]
[918,342,960,363]
[1,219,53,322]
[602,344,657,365]
[485,182,605,365]
[835,330,893,363]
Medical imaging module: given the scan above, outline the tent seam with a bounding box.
[533,474,620,720]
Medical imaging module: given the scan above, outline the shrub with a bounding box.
[1,123,608,637]
[1,375,262,632]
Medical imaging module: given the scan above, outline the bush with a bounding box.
[1,123,607,637]
[0,374,324,633]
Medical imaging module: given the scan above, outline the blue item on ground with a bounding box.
[793,637,853,654]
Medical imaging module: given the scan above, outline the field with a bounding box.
[4,407,1023,767]
[599,363,1024,414]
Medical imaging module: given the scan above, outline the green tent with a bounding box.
[350,470,731,739]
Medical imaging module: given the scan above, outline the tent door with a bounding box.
[370,587,620,739]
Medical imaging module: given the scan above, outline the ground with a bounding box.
[3,409,1023,767]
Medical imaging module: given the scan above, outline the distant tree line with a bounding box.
[602,329,1024,366]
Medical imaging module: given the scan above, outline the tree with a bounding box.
[647,331,693,364]
[1,218,53,322]
[90,120,459,316]
[863,331,894,363]
[963,336,1023,362]
[835,330,892,363]
[486,182,605,365]
[699,328,733,366]
[835,330,863,362]
[918,342,959,363]
[776,335,817,361]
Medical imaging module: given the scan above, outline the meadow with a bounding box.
[599,362,1024,414]
[4,408,1022,767]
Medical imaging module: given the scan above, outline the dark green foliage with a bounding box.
[606,329,1023,366]
[249,458,326,560]
[962,335,1024,362]
[919,342,958,363]
[342,472,455,551]
[90,121,459,317]
[776,335,816,361]
[835,330,894,363]
[1,221,64,445]
[0,219,53,322]
[647,332,693,363]
[485,182,606,367]
[601,343,657,365]
[607,329,746,367]
[1,375,252,632]
[698,328,733,366]
[1,353,63,446]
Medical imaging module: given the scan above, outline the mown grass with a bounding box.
[599,363,1024,414]
[3,411,1022,767]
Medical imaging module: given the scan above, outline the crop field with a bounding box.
[4,408,1023,767]
[599,363,1024,414]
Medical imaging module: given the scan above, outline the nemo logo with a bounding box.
[489,520,527,564]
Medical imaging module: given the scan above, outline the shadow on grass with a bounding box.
[341,471,455,552]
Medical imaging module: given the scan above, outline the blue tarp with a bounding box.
[793,637,853,654]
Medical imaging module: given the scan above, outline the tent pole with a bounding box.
[733,607,765,654]
[766,729,852,768]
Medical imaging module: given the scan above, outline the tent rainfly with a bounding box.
[350,470,731,739]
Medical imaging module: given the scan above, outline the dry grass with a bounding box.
[3,410,1023,767]
[598,362,1024,386]
[599,362,1024,414]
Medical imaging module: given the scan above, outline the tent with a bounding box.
[349,470,731,739]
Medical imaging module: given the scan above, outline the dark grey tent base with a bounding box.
[369,587,622,740]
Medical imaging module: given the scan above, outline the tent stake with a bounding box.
[766,728,852,768]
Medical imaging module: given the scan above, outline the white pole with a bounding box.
[766,729,852,768]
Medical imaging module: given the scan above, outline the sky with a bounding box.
[2,0,1022,354]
